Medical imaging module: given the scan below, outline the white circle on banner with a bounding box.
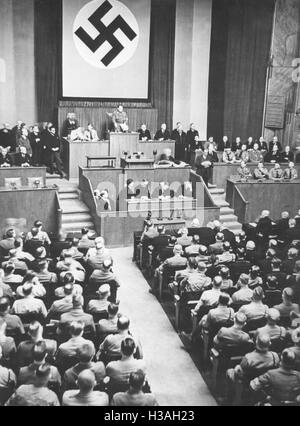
[73,0,139,69]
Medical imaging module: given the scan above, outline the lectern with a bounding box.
[107,132,140,165]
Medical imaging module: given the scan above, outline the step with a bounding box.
[60,200,90,214]
[222,221,243,231]
[62,212,93,224]
[59,192,79,200]
[209,188,225,195]
[214,199,230,208]
[219,214,238,223]
[61,221,95,231]
[220,206,235,215]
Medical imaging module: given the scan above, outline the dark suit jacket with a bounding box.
[171,130,187,162]
[154,129,171,141]
[256,217,273,238]
[0,129,13,148]
[138,129,152,141]
[186,130,199,151]
[15,153,32,167]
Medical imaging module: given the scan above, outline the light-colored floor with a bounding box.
[111,247,217,407]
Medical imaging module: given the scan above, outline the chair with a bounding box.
[157,264,187,300]
[16,313,45,327]
[243,317,267,333]
[210,341,254,391]
[174,291,202,331]
[92,311,108,323]
[201,319,234,362]
[264,290,282,308]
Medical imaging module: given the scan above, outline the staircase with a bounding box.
[208,186,243,235]
[49,179,95,234]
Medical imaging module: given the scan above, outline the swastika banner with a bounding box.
[62,0,151,99]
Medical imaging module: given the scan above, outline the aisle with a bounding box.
[111,247,217,407]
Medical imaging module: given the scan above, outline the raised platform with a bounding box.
[226,178,300,223]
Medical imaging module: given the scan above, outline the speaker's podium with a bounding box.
[107,132,139,165]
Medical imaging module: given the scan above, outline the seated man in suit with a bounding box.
[83,123,99,142]
[281,146,294,163]
[154,123,170,141]
[15,146,31,167]
[265,145,282,163]
[0,146,12,167]
[283,162,298,180]
[138,124,151,141]
[269,163,284,181]
[62,113,79,138]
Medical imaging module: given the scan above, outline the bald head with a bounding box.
[77,370,96,393]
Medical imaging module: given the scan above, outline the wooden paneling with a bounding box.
[58,104,158,140]
[226,179,300,222]
[64,138,176,178]
[0,167,46,187]
[0,188,58,235]
[62,139,109,179]
[212,163,300,189]
[265,95,286,129]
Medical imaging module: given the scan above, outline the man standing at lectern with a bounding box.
[112,105,129,133]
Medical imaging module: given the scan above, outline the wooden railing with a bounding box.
[55,192,62,236]
[79,174,101,234]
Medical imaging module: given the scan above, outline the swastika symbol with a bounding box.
[75,0,138,67]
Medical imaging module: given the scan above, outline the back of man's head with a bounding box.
[239,274,249,287]
[70,321,84,337]
[121,337,136,357]
[129,369,145,392]
[235,312,247,327]
[213,276,223,289]
[32,340,48,363]
[117,316,130,331]
[35,365,51,386]
[220,267,230,279]
[31,227,39,237]
[218,293,230,307]
[77,343,95,363]
[283,287,294,302]
[173,244,183,255]
[6,229,15,239]
[4,263,15,275]
[188,257,197,269]
[63,272,75,285]
[77,370,96,393]
[281,349,296,369]
[271,258,282,270]
[267,308,280,324]
[0,297,10,314]
[252,286,264,302]
[107,303,119,317]
[28,321,42,338]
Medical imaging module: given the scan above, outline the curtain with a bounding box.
[149,0,176,130]
[0,0,35,125]
[35,0,61,125]
[208,0,275,142]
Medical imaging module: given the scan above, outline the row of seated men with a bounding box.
[135,213,300,405]
[0,221,158,406]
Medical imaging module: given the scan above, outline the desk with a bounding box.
[137,140,175,160]
[127,197,195,218]
[0,167,46,187]
[226,178,300,223]
[121,157,154,169]
[107,132,139,165]
[62,139,109,179]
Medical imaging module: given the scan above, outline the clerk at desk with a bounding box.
[138,124,151,141]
